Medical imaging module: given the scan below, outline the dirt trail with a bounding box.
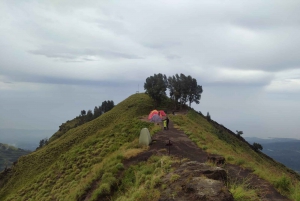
[130,120,291,201]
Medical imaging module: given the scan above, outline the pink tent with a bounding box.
[148,110,166,119]
[159,110,166,116]
[148,110,158,119]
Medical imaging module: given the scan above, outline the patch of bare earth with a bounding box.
[125,120,291,201]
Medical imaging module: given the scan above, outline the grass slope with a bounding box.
[1,93,299,201]
[0,94,159,200]
[170,110,300,200]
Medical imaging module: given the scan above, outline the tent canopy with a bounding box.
[150,114,162,123]
[148,109,166,119]
[139,128,152,146]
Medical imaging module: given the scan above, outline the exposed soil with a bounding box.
[126,120,291,201]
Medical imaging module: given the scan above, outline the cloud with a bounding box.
[1,0,300,138]
[29,46,143,61]
[265,69,300,92]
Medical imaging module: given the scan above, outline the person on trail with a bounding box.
[163,119,167,130]
[166,116,169,130]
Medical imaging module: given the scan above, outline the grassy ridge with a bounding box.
[0,94,157,200]
[1,93,300,200]
[170,110,300,200]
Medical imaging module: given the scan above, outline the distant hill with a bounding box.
[0,143,31,171]
[245,137,300,144]
[0,129,55,151]
[245,137,300,173]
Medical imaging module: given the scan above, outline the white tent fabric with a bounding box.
[139,128,152,146]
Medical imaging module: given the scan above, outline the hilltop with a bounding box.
[0,143,31,171]
[0,93,299,201]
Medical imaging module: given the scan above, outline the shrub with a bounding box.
[99,183,110,195]
[170,174,180,183]
[115,163,124,170]
[227,156,234,161]
[275,176,291,193]
[236,159,245,166]
[252,142,263,151]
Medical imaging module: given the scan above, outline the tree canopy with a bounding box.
[144,73,203,109]
[144,73,168,106]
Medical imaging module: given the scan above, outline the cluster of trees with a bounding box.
[37,100,115,150]
[37,138,48,150]
[79,100,115,124]
[144,73,203,109]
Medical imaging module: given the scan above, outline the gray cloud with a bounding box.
[29,46,143,61]
[1,0,300,139]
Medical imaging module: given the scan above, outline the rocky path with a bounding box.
[132,121,291,201]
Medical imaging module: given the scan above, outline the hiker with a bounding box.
[166,116,169,130]
[163,119,167,130]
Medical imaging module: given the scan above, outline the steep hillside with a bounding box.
[170,111,300,200]
[0,143,31,171]
[0,93,299,201]
[0,94,158,200]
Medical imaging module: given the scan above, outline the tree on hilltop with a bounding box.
[144,73,168,106]
[167,74,181,109]
[188,78,203,107]
[144,73,203,109]
[167,73,203,109]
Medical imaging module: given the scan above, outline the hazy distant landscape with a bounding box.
[0,129,56,151]
[246,137,300,173]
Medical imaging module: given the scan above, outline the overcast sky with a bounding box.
[1,0,300,139]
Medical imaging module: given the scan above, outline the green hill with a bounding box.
[0,143,30,172]
[0,93,299,201]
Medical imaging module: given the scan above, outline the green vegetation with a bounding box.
[49,100,115,143]
[252,142,263,152]
[113,155,176,201]
[170,109,300,200]
[236,130,243,137]
[1,93,299,201]
[144,73,203,109]
[0,94,156,200]
[229,179,259,201]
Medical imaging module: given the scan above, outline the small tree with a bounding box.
[86,110,93,122]
[94,106,101,119]
[206,112,211,121]
[81,110,86,116]
[236,130,243,137]
[39,139,45,148]
[253,142,263,151]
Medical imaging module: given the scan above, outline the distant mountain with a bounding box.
[245,137,300,173]
[245,137,300,144]
[0,129,55,151]
[0,143,31,171]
